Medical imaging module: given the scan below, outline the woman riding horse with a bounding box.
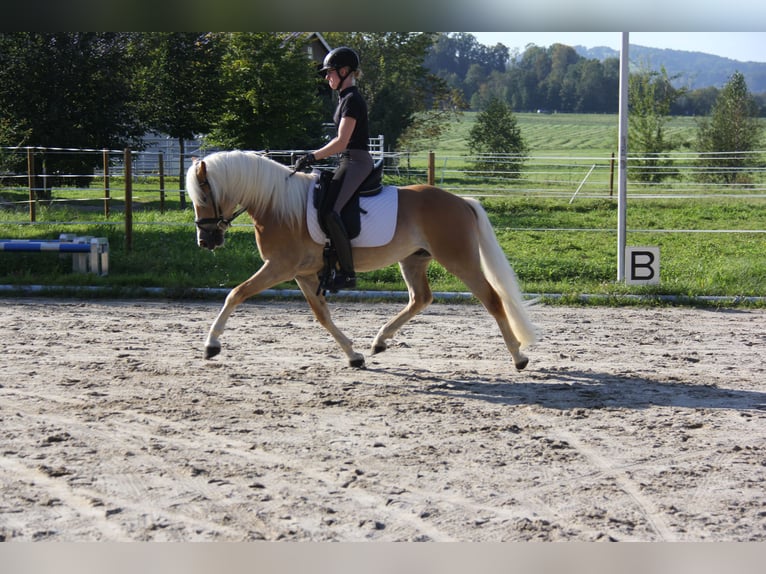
[293,46,373,292]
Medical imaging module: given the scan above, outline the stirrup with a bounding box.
[331,272,356,291]
[321,270,356,294]
[318,269,356,295]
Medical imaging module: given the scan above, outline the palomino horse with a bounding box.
[186,150,537,370]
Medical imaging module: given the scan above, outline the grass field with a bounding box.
[1,113,764,304]
[427,112,701,156]
[391,113,746,199]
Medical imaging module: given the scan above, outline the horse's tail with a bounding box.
[464,197,538,348]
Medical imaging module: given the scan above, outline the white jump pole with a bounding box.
[617,32,629,282]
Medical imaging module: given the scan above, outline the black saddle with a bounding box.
[358,159,384,196]
[312,158,384,239]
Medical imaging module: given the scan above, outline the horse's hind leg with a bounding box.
[437,253,528,371]
[462,275,528,370]
[371,250,433,355]
[294,274,365,368]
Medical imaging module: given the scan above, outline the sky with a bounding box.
[470,32,766,64]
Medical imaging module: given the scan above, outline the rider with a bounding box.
[293,46,373,291]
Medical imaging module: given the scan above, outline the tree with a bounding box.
[514,45,552,111]
[131,33,226,205]
[695,71,763,184]
[672,86,719,116]
[574,59,606,113]
[542,44,579,111]
[205,33,325,151]
[467,97,527,176]
[424,33,509,104]
[470,70,511,111]
[0,33,145,193]
[628,65,686,184]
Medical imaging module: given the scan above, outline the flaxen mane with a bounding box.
[186,150,310,227]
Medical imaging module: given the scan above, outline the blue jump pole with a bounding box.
[0,240,92,253]
[0,236,109,275]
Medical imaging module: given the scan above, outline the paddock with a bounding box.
[0,297,764,541]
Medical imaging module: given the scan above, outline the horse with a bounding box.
[186,150,537,370]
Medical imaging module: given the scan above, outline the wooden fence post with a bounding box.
[428,151,435,186]
[27,148,36,222]
[158,152,165,213]
[103,149,110,218]
[124,148,133,252]
[178,140,186,209]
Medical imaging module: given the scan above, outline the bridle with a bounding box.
[193,165,247,232]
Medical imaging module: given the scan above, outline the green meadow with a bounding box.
[427,112,700,155]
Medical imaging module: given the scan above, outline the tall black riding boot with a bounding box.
[324,211,356,291]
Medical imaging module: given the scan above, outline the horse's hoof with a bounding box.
[371,344,386,355]
[515,357,529,371]
[205,346,221,360]
[349,356,366,369]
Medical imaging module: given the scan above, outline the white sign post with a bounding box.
[625,247,660,285]
[617,32,629,282]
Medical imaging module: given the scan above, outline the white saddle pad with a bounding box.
[307,185,399,248]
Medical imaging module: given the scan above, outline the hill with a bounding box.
[575,44,766,93]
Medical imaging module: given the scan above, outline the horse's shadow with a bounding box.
[365,365,766,412]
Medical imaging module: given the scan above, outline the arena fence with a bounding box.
[1,145,764,247]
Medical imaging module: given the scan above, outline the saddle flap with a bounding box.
[312,168,335,210]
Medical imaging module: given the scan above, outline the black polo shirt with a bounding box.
[333,86,369,151]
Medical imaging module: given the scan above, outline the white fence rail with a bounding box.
[390,151,766,200]
[2,146,765,209]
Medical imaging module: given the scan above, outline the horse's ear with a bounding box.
[193,160,210,205]
[195,160,207,181]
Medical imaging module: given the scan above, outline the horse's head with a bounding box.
[187,150,307,251]
[187,158,245,251]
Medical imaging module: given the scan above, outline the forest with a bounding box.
[426,32,766,116]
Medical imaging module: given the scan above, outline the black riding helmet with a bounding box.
[320,47,360,88]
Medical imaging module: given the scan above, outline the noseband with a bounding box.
[194,169,247,232]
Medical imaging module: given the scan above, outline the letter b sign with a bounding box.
[625,247,660,285]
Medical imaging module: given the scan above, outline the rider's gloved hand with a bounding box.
[292,153,316,172]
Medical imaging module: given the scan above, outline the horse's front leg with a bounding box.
[204,262,286,359]
[204,300,234,359]
[294,274,365,368]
